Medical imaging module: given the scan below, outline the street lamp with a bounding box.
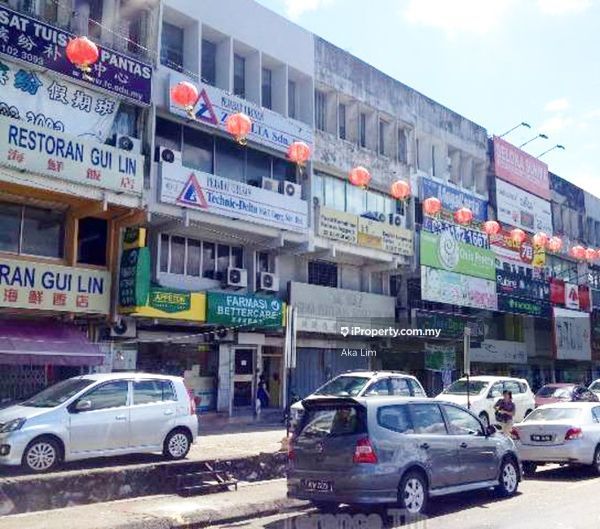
[519,133,549,149]
[537,144,566,159]
[499,121,531,138]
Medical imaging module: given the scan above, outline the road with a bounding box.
[212,465,600,529]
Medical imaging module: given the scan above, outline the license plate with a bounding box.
[302,479,333,492]
[531,434,553,442]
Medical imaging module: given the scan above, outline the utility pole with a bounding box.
[464,326,471,409]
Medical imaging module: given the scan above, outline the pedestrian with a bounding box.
[270,372,281,408]
[257,375,270,410]
[494,390,515,435]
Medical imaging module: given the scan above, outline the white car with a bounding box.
[0,373,198,473]
[512,402,600,476]
[435,376,535,427]
[589,379,600,396]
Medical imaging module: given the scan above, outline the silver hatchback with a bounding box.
[288,396,521,515]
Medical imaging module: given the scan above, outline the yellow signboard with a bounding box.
[130,289,206,322]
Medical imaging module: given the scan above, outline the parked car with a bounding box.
[290,371,426,427]
[288,396,520,515]
[435,376,535,427]
[0,373,198,473]
[589,379,600,396]
[534,383,598,408]
[511,402,600,476]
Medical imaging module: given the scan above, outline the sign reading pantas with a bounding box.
[0,6,152,105]
[470,340,528,364]
[420,230,496,280]
[493,136,550,200]
[169,74,312,154]
[160,165,308,232]
[0,257,110,314]
[207,291,284,327]
[421,266,498,311]
[0,115,143,195]
[420,176,488,221]
[553,307,591,361]
[496,178,553,235]
[317,207,413,256]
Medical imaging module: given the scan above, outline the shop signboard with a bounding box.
[495,268,550,301]
[579,286,591,312]
[419,176,488,221]
[565,283,580,310]
[415,310,484,341]
[550,279,566,305]
[169,74,312,153]
[492,136,550,200]
[0,115,144,195]
[421,266,498,311]
[420,230,495,280]
[553,307,591,361]
[497,294,552,318]
[422,217,489,249]
[118,247,151,310]
[495,178,553,235]
[0,6,152,105]
[207,291,284,328]
[0,256,110,314]
[317,207,358,244]
[470,340,528,364]
[424,343,456,371]
[490,229,545,267]
[131,287,206,322]
[160,164,308,232]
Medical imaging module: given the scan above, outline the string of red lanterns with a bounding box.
[483,220,501,235]
[66,36,99,79]
[547,236,563,253]
[225,112,252,145]
[170,81,199,118]
[422,197,442,216]
[454,207,473,226]
[390,180,411,200]
[287,141,311,168]
[348,166,371,189]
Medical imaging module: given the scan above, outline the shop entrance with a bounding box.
[260,347,283,409]
[233,348,256,408]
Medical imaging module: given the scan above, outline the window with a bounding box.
[489,382,504,398]
[364,379,390,396]
[201,39,217,85]
[183,126,213,173]
[359,112,366,147]
[308,261,338,288]
[217,244,230,275]
[288,80,296,119]
[346,184,366,215]
[246,149,271,186]
[592,407,600,423]
[323,175,345,211]
[231,245,244,268]
[155,117,182,151]
[170,236,185,275]
[87,0,103,40]
[272,157,296,183]
[378,405,414,433]
[398,128,408,164]
[409,403,447,435]
[83,381,129,411]
[389,378,411,396]
[187,239,201,277]
[161,22,184,71]
[315,90,326,131]
[0,202,22,253]
[110,104,139,138]
[338,103,346,140]
[215,136,245,182]
[431,145,436,176]
[300,407,366,438]
[262,68,272,109]
[443,405,482,436]
[202,242,215,278]
[133,380,176,405]
[416,138,420,169]
[379,119,387,155]
[504,381,521,395]
[371,272,384,294]
[121,1,146,56]
[257,252,273,273]
[78,218,107,266]
[409,380,427,397]
[233,54,246,98]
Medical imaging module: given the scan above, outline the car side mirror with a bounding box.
[486,425,497,436]
[75,399,92,412]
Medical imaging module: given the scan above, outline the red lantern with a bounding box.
[66,36,99,74]
[585,248,598,262]
[547,236,563,253]
[390,180,411,200]
[226,112,252,144]
[422,197,442,216]
[510,228,527,244]
[348,166,371,188]
[287,141,311,166]
[570,245,586,260]
[170,81,199,112]
[483,220,501,236]
[454,207,473,226]
[532,232,549,248]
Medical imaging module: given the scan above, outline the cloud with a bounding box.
[284,0,335,20]
[539,115,574,133]
[536,0,592,15]
[544,98,570,112]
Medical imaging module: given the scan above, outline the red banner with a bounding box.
[550,279,565,305]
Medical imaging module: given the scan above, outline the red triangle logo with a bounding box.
[177,173,208,209]
[194,89,218,125]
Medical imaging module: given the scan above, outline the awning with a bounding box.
[0,320,104,366]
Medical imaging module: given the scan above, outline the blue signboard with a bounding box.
[420,176,488,221]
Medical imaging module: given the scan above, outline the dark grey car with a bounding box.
[287,396,521,514]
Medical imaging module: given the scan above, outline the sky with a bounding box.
[255,0,600,198]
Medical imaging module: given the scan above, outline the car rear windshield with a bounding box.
[524,408,582,422]
[590,382,600,392]
[536,386,572,398]
[313,376,370,397]
[21,378,95,408]
[299,406,366,438]
[442,380,488,395]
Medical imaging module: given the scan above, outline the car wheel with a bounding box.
[479,412,490,428]
[398,471,428,515]
[495,458,519,497]
[309,500,339,512]
[522,461,537,477]
[591,446,600,475]
[22,437,61,473]
[163,429,191,460]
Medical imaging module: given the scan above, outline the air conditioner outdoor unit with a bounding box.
[262,177,279,192]
[225,267,248,288]
[280,180,302,199]
[116,134,142,154]
[388,213,405,228]
[110,317,137,338]
[155,146,182,164]
[258,272,279,292]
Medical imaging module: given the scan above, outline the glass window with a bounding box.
[160,234,169,273]
[202,241,215,278]
[379,120,387,155]
[78,217,107,266]
[324,176,345,211]
[364,379,390,396]
[22,378,94,408]
[0,202,21,253]
[359,112,366,147]
[338,103,346,140]
[161,22,184,71]
[272,157,296,183]
[308,261,337,288]
[314,376,370,397]
[233,54,245,98]
[592,407,600,423]
[183,126,213,173]
[187,239,201,277]
[312,172,324,206]
[262,67,272,109]
[246,148,272,186]
[110,104,138,138]
[155,117,181,151]
[215,137,245,182]
[443,405,482,436]
[442,380,488,395]
[83,381,129,411]
[398,128,408,164]
[288,80,296,119]
[170,236,185,274]
[346,182,365,215]
[21,207,64,258]
[300,407,366,438]
[217,244,230,275]
[504,381,521,395]
[389,378,411,396]
[378,405,414,433]
[409,379,427,397]
[133,380,176,405]
[231,246,244,268]
[257,251,272,273]
[201,39,217,86]
[315,90,326,131]
[524,408,582,422]
[410,403,447,435]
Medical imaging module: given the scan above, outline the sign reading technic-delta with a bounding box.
[206,291,285,328]
[0,6,152,105]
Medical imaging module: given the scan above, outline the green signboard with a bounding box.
[420,230,496,280]
[207,291,284,328]
[425,344,456,371]
[118,247,151,309]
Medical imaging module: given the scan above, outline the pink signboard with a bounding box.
[493,136,550,200]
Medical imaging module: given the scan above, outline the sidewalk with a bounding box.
[0,479,303,529]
